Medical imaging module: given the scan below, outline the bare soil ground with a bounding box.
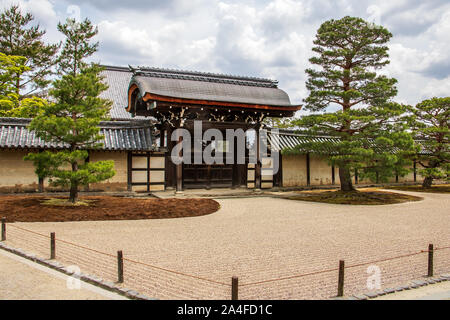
[287,188,422,205]
[386,184,450,194]
[0,196,220,222]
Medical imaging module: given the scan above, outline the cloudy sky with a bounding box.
[2,0,450,111]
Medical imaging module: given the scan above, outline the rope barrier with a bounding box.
[8,224,50,238]
[8,224,117,258]
[6,223,229,287]
[240,250,431,287]
[53,237,117,258]
[4,223,450,290]
[240,266,340,287]
[123,256,230,287]
[344,250,427,270]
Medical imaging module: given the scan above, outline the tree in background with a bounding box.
[0,52,47,117]
[25,18,115,203]
[263,117,294,129]
[290,16,413,191]
[25,151,62,193]
[0,53,25,114]
[408,97,449,187]
[0,5,59,98]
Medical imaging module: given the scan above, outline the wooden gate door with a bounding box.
[182,139,234,189]
[128,152,165,192]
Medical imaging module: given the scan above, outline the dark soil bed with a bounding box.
[287,189,422,205]
[0,196,220,222]
[385,184,450,194]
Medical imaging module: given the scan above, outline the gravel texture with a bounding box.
[3,189,450,300]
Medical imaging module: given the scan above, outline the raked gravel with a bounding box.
[3,189,450,299]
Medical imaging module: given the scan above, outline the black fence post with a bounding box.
[1,217,5,241]
[117,250,124,283]
[50,232,56,259]
[337,260,345,297]
[427,244,434,277]
[231,276,239,300]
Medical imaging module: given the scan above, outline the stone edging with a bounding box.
[0,242,154,300]
[332,274,450,300]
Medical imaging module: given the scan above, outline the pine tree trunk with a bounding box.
[69,184,78,203]
[339,167,355,192]
[38,177,44,193]
[422,176,433,188]
[69,162,78,203]
[422,161,438,188]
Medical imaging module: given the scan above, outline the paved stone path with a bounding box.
[0,249,127,300]
[374,280,450,300]
[3,189,450,299]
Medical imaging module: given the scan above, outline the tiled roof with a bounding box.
[101,66,147,120]
[267,130,341,153]
[39,65,297,120]
[0,118,155,151]
[267,130,430,155]
[131,65,279,88]
[127,65,295,107]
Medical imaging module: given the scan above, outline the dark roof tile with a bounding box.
[0,118,156,151]
[100,67,145,120]
[130,74,293,107]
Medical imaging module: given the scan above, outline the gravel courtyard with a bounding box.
[3,190,450,299]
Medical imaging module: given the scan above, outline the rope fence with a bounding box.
[1,218,449,300]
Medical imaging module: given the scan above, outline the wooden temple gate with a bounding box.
[126,66,301,191]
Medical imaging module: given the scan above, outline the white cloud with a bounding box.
[98,20,162,59]
[0,0,57,26]
[383,3,450,104]
[2,0,449,107]
[422,76,450,98]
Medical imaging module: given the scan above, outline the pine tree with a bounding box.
[0,53,25,114]
[290,16,413,191]
[0,5,59,98]
[0,52,47,117]
[263,117,294,129]
[25,18,115,203]
[408,97,450,187]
